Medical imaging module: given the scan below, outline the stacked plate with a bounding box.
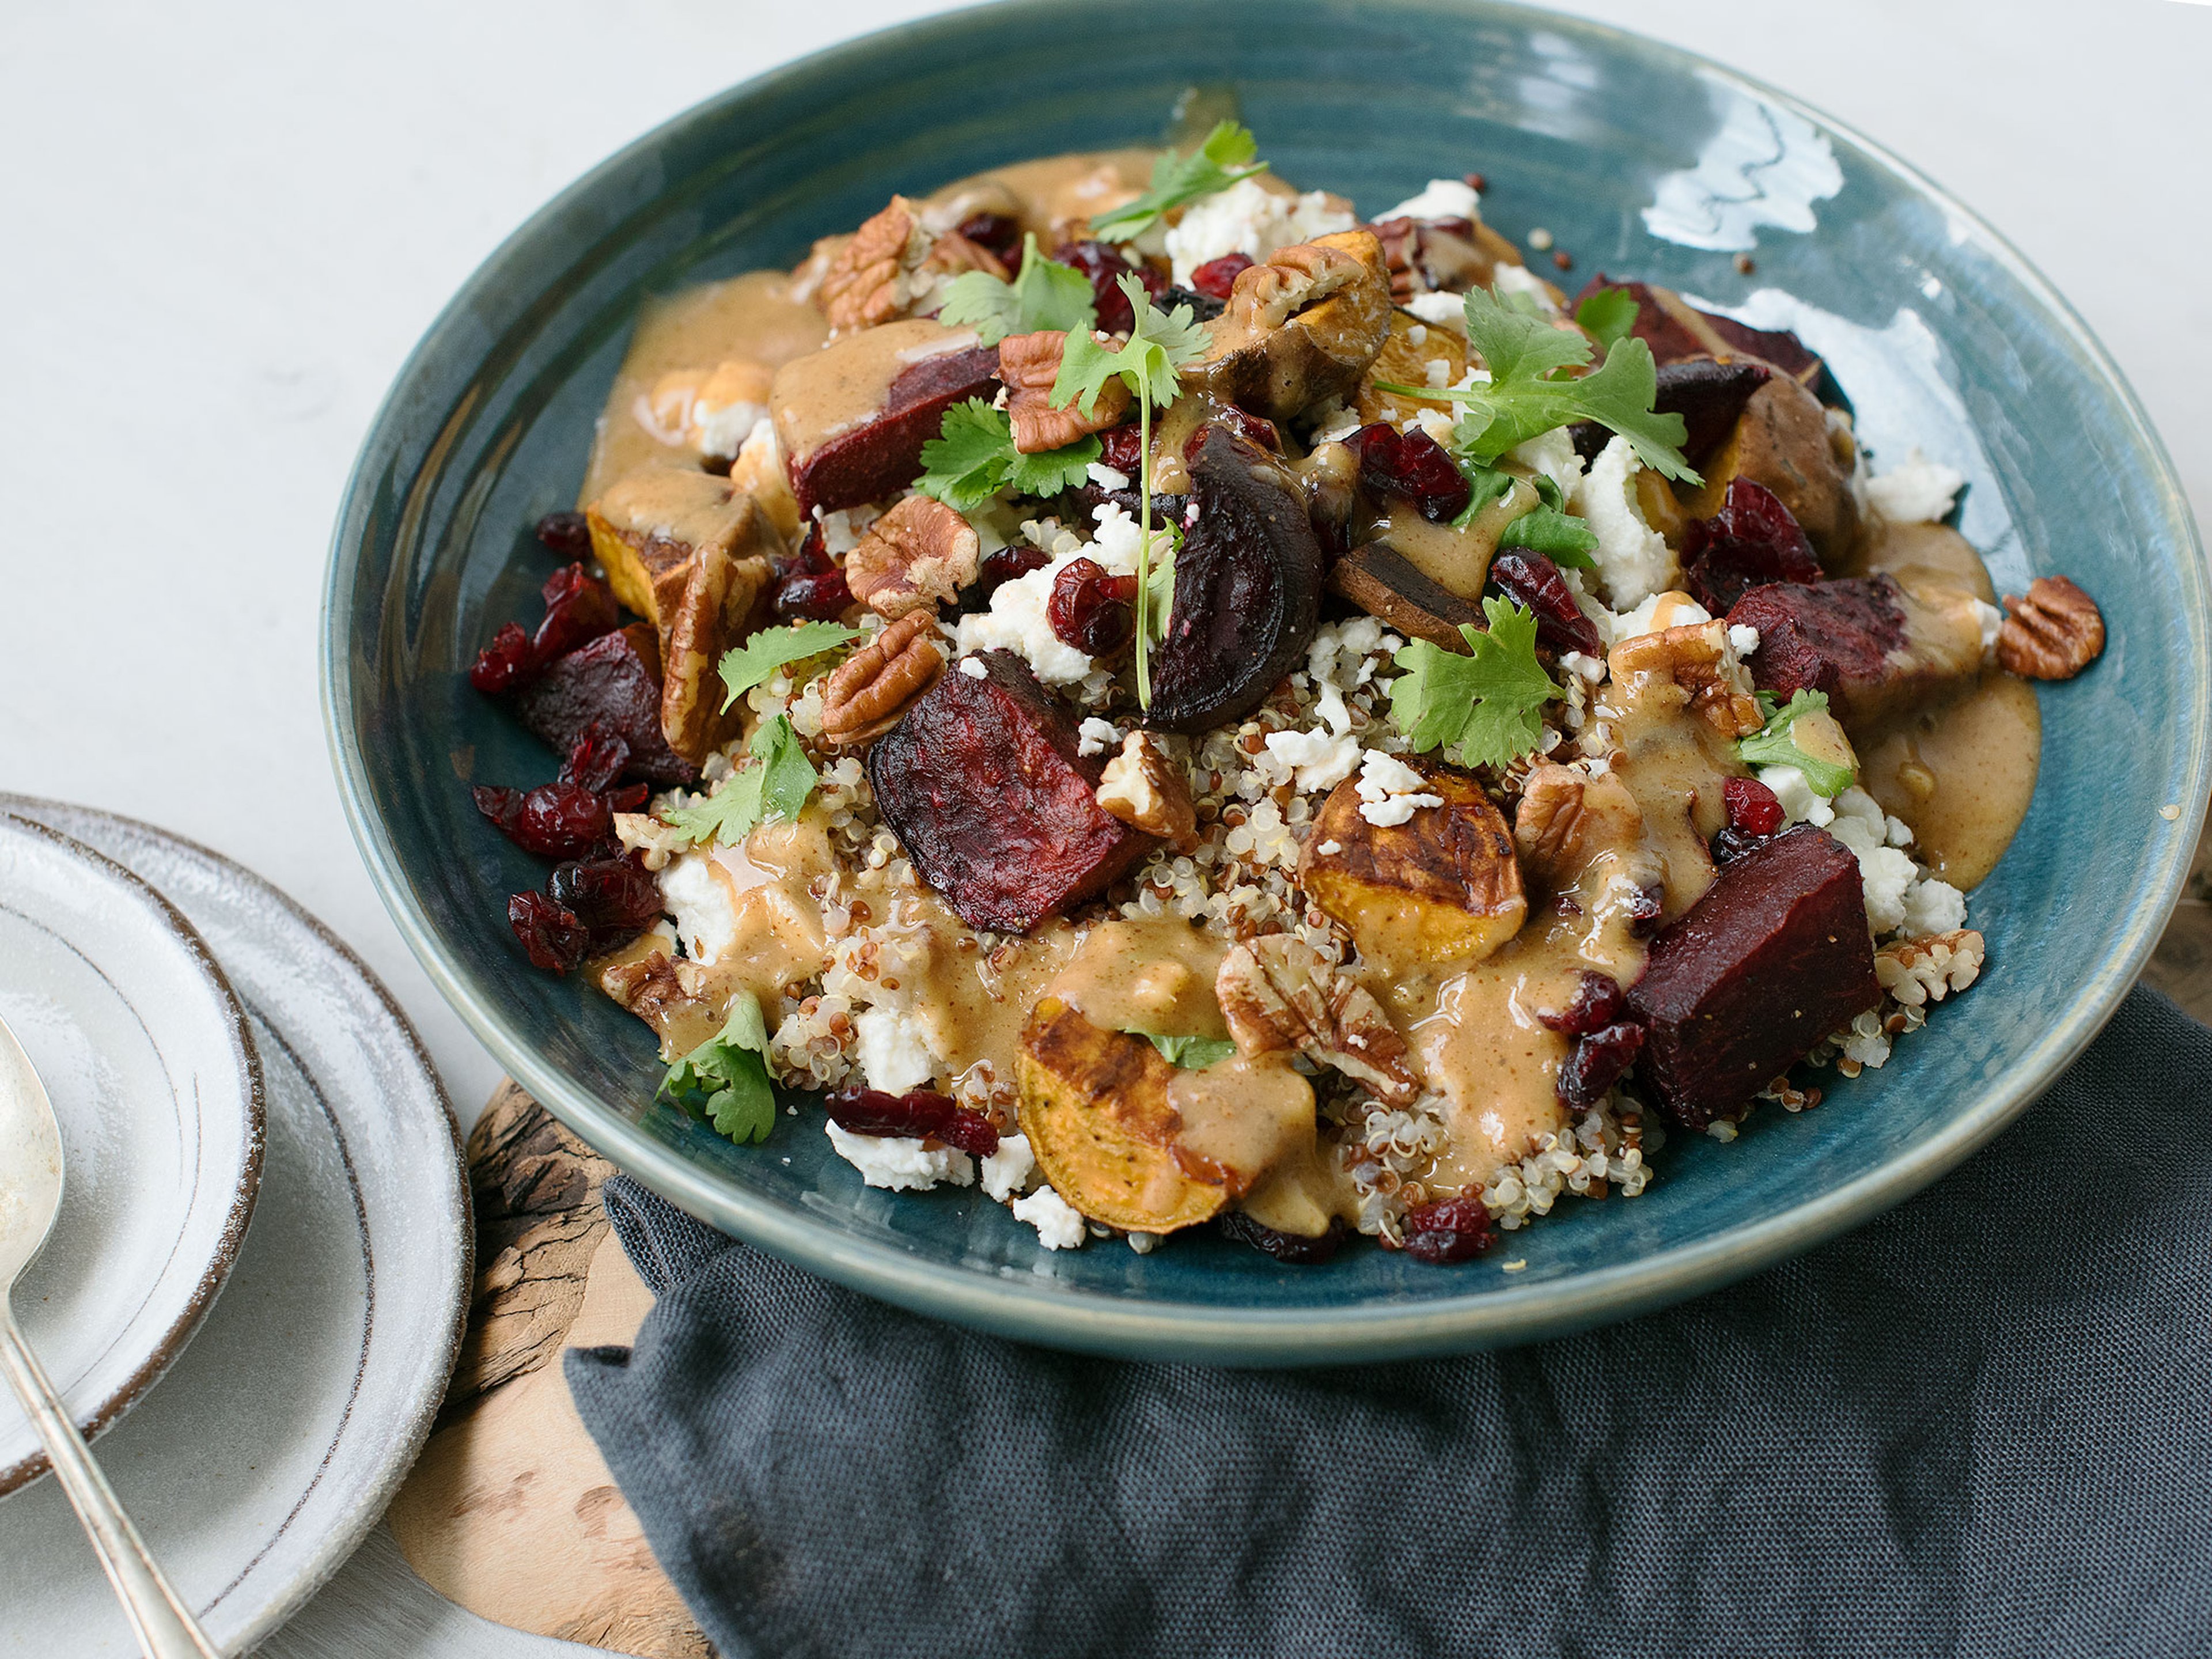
[0,800,470,1654]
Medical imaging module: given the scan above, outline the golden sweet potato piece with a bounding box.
[1299,760,1527,973]
[1016,997,1227,1234]
[1354,308,1469,425]
[1679,373,1861,566]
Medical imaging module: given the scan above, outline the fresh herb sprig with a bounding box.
[1386,596,1564,771]
[1086,121,1268,242]
[915,399,1100,514]
[660,993,777,1144]
[663,715,817,847]
[1574,286,1641,353]
[718,620,861,713]
[936,233,1097,346]
[1139,1031,1237,1070]
[1050,275,1209,706]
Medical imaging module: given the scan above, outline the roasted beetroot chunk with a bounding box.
[1681,479,1824,614]
[1626,826,1880,1128]
[507,622,699,786]
[1726,572,1987,726]
[781,334,1002,517]
[867,650,1153,933]
[1146,427,1325,733]
[1218,1211,1348,1264]
[1574,275,1841,407]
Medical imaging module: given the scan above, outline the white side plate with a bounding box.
[0,800,471,1656]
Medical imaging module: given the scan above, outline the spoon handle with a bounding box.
[0,1305,222,1657]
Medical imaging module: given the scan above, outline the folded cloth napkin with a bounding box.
[566,984,2212,1659]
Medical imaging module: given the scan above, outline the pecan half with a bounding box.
[999,329,1131,454]
[1095,732,1197,850]
[843,495,980,619]
[821,611,945,744]
[817,198,1009,335]
[1608,619,1764,738]
[1217,934,1420,1106]
[1874,929,1985,1007]
[1514,764,1648,892]
[1997,575,2104,680]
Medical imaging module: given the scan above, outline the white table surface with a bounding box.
[3,1,2207,1652]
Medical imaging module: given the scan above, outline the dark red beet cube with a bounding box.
[1626,825,1880,1128]
[507,623,698,787]
[1726,574,1907,719]
[866,650,1153,933]
[784,342,1002,517]
[1573,276,1708,365]
[1682,479,1822,614]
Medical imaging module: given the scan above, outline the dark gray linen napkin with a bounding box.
[566,984,2212,1659]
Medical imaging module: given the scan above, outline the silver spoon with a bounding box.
[0,1013,221,1658]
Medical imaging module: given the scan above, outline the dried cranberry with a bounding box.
[547,853,662,952]
[1345,423,1471,522]
[1724,775,1786,838]
[508,891,591,974]
[604,781,652,814]
[1537,971,1626,1036]
[1182,409,1280,460]
[1710,827,1763,866]
[821,1087,999,1158]
[774,567,854,622]
[1046,556,1137,656]
[534,510,592,558]
[1558,1020,1646,1109]
[955,210,1022,260]
[559,721,631,792]
[781,522,832,577]
[978,542,1050,593]
[1054,240,1164,333]
[1218,1211,1347,1264]
[1189,252,1254,300]
[1626,881,1665,935]
[1680,478,1824,614]
[1098,423,1144,476]
[534,563,621,662]
[474,781,612,861]
[1489,551,1604,659]
[469,621,537,695]
[1402,1197,1494,1264]
[1158,285,1225,323]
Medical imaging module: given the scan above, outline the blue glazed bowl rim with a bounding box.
[323,0,2211,1363]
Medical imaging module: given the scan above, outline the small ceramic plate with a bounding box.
[0,800,471,1655]
[0,813,262,1494]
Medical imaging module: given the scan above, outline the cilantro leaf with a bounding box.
[663,715,817,847]
[1449,460,1522,530]
[936,233,1097,347]
[916,398,1099,512]
[1497,506,1599,567]
[1386,596,1564,771]
[660,993,777,1145]
[1086,120,1268,241]
[717,620,861,713]
[1463,283,1592,383]
[1574,286,1641,354]
[1138,1031,1238,1070]
[1053,278,1209,415]
[1738,690,1855,797]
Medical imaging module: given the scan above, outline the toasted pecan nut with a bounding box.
[1514,764,1649,894]
[1997,575,2104,680]
[819,197,929,333]
[1183,230,1392,422]
[1608,619,1764,738]
[1000,329,1131,454]
[821,611,945,744]
[1217,934,1420,1107]
[843,495,980,619]
[1095,732,1197,850]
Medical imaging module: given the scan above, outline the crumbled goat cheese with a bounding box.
[1760,764,1835,828]
[697,402,770,460]
[1512,426,1584,502]
[953,503,1142,683]
[1974,598,2003,654]
[1491,262,1561,314]
[1559,650,1607,683]
[1379,177,1482,222]
[1575,435,1678,610]
[1865,449,1965,525]
[1728,623,1762,658]
[825,1123,975,1192]
[1901,874,1968,935]
[853,1005,939,1094]
[1012,1184,1088,1249]
[957,657,987,679]
[1403,290,1469,328]
[1163,177,1356,285]
[817,506,873,557]
[1264,726,1361,791]
[1604,589,1710,646]
[1077,717,1120,757]
[658,852,738,965]
[1410,406,1456,446]
[1356,749,1443,826]
[980,1132,1037,1201]
[1085,461,1130,491]
[1825,787,1917,934]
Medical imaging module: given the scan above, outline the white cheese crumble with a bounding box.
[1077,716,1120,757]
[825,1123,975,1192]
[1356,749,1443,826]
[1865,449,1965,525]
[658,853,737,966]
[1379,177,1482,222]
[1575,435,1678,611]
[1604,589,1711,646]
[1162,177,1357,285]
[1402,290,1469,329]
[853,1005,939,1094]
[980,1132,1037,1201]
[1085,461,1131,491]
[1491,262,1562,315]
[1974,598,2003,654]
[1263,726,1362,791]
[953,502,1142,683]
[1728,623,1762,657]
[1825,787,1919,934]
[1410,407,1456,445]
[1011,1184,1088,1249]
[1760,764,1835,828]
[956,656,987,679]
[697,402,770,460]
[1511,426,1585,504]
[1901,874,1968,935]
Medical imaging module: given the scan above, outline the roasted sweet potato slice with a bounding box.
[1728,572,1988,727]
[769,319,1000,517]
[1329,539,1487,650]
[1681,373,1862,566]
[1016,996,1228,1234]
[1300,759,1527,974]
[507,623,698,786]
[1626,825,1880,1127]
[866,650,1152,933]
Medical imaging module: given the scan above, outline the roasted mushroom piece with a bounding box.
[1179,230,1393,422]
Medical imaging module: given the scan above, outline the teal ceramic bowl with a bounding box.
[325,0,2209,1363]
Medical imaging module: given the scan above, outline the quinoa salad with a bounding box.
[464,119,2108,1266]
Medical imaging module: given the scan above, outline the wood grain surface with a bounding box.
[392,828,2212,1659]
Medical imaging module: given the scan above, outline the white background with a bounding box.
[2,1,2207,1651]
